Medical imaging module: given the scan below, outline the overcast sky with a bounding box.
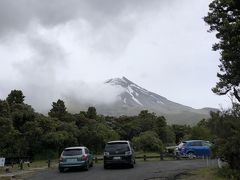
[0,0,231,113]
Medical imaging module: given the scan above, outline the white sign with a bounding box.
[0,158,5,167]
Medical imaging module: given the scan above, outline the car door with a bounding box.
[202,141,211,157]
[191,141,204,156]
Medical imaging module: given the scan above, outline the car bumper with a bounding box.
[104,155,133,165]
[59,161,87,168]
[175,151,188,157]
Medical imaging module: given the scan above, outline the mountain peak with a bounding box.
[102,76,212,124]
[105,76,134,87]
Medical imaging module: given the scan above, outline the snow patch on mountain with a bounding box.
[103,76,214,125]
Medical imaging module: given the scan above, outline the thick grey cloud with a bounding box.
[0,0,165,37]
[0,0,231,113]
[1,0,156,112]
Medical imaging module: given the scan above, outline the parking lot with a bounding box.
[26,159,217,180]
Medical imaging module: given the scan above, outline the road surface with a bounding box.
[26,159,217,180]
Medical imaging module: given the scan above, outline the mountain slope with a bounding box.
[96,77,215,125]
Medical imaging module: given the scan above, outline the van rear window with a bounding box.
[105,142,130,152]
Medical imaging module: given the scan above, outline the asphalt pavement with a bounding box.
[26,159,217,180]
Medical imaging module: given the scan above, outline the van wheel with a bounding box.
[59,167,64,173]
[129,163,134,168]
[104,164,108,169]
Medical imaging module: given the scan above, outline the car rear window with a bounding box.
[105,142,130,152]
[63,149,82,156]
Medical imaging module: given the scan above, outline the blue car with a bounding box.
[175,140,211,158]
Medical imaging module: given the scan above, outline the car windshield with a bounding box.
[105,142,130,152]
[178,142,186,148]
[62,149,82,156]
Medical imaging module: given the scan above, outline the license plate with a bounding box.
[67,159,77,163]
[113,157,121,160]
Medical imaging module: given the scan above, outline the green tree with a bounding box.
[188,126,212,141]
[0,100,10,117]
[132,131,163,152]
[78,122,119,153]
[207,105,240,170]
[171,124,191,144]
[153,116,169,143]
[48,99,67,120]
[138,110,157,132]
[204,0,240,102]
[86,107,97,119]
[11,104,35,131]
[6,90,25,106]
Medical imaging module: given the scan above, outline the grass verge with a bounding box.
[179,167,226,180]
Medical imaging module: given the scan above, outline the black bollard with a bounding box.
[95,157,98,163]
[47,159,51,168]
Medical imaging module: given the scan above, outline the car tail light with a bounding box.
[81,155,88,161]
[104,152,109,156]
[125,151,132,155]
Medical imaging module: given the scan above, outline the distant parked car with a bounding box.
[175,140,211,159]
[103,140,135,169]
[58,146,93,172]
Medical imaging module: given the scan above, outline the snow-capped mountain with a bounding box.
[97,77,216,125]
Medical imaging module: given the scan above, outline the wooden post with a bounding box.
[20,159,23,170]
[95,157,98,163]
[160,152,163,160]
[144,155,146,161]
[47,159,51,168]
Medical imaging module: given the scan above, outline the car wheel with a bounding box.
[129,163,134,168]
[104,164,108,169]
[84,163,89,171]
[90,161,93,167]
[187,152,195,159]
[59,167,64,173]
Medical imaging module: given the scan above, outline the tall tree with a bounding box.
[6,90,25,106]
[204,0,240,102]
[86,107,97,119]
[207,105,240,170]
[0,100,10,117]
[48,99,67,119]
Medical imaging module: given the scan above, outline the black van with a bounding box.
[103,140,135,169]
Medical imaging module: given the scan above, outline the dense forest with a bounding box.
[0,90,206,157]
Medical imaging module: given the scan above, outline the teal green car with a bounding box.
[59,146,93,172]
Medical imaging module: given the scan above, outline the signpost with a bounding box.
[0,158,5,167]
